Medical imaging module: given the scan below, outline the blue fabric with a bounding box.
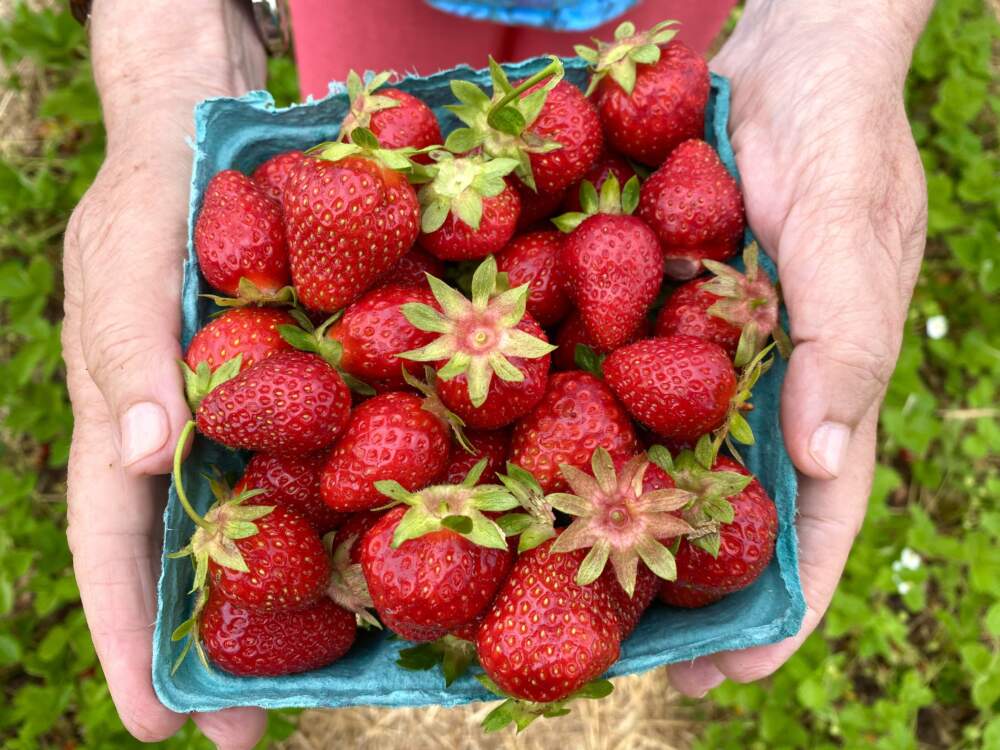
[153,56,805,713]
[422,0,639,31]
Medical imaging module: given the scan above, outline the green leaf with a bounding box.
[490,106,526,137]
[728,412,755,445]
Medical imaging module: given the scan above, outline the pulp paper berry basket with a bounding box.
[152,56,806,713]
[422,0,640,31]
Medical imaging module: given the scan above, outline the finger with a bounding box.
[666,658,726,698]
[68,167,191,477]
[193,707,269,750]
[777,213,904,479]
[707,407,878,683]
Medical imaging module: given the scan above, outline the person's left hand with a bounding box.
[667,1,930,695]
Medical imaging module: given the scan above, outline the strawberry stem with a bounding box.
[172,420,210,531]
[486,58,562,130]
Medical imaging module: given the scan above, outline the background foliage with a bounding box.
[0,1,996,747]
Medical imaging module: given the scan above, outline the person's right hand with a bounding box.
[62,2,270,746]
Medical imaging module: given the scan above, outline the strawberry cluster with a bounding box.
[172,20,793,732]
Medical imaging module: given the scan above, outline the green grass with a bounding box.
[0,1,997,747]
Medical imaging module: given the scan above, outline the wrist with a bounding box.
[90,0,267,147]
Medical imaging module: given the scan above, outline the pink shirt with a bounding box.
[289,0,736,100]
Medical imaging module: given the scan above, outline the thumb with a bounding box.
[71,202,191,477]
[777,231,904,480]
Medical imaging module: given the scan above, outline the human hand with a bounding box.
[62,1,270,745]
[667,0,932,695]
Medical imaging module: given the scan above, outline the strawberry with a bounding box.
[320,391,452,512]
[561,152,636,213]
[603,335,737,443]
[510,371,637,493]
[184,307,294,373]
[360,475,518,641]
[323,283,439,390]
[638,139,745,280]
[170,474,330,611]
[399,256,554,430]
[655,277,741,359]
[283,132,420,312]
[377,247,444,288]
[579,22,709,167]
[554,175,663,351]
[339,71,442,155]
[649,449,777,605]
[251,150,306,203]
[443,428,511,485]
[194,169,291,299]
[196,350,351,454]
[445,58,601,196]
[331,511,385,564]
[199,593,355,676]
[514,181,567,230]
[602,562,661,638]
[657,242,792,366]
[476,536,621,705]
[551,311,650,371]
[495,230,570,326]
[235,452,343,533]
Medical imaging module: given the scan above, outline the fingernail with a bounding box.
[809,421,850,477]
[695,664,726,698]
[120,402,169,467]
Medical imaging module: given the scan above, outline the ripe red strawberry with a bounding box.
[476,537,621,703]
[324,283,439,390]
[580,23,709,167]
[510,371,637,493]
[562,153,637,213]
[602,562,661,638]
[665,456,778,606]
[446,60,601,197]
[184,307,294,374]
[339,71,442,154]
[332,511,385,564]
[378,247,444,288]
[638,139,745,280]
[657,584,724,608]
[196,351,351,454]
[417,155,521,261]
[495,230,570,326]
[521,79,603,196]
[556,176,663,350]
[200,594,355,676]
[551,311,650,370]
[603,336,737,442]
[320,391,451,512]
[235,452,343,533]
[194,169,290,298]
[251,150,306,203]
[443,428,511,485]
[514,181,567,230]
[360,497,515,641]
[283,140,420,312]
[655,278,741,359]
[400,256,554,430]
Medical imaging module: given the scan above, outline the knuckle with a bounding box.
[824,334,896,391]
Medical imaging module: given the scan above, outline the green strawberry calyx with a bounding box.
[647,445,753,557]
[323,530,381,630]
[416,151,520,233]
[551,173,641,233]
[375,460,519,550]
[168,422,275,588]
[547,447,694,596]
[309,127,430,180]
[170,587,210,674]
[478,674,614,733]
[702,242,794,367]
[397,635,478,687]
[401,365,474,453]
[180,353,243,412]
[575,19,679,96]
[277,308,376,395]
[445,56,565,192]
[495,463,557,553]
[337,70,402,142]
[398,255,557,408]
[201,276,297,309]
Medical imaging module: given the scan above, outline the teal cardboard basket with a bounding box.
[152,56,805,713]
[422,0,639,31]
